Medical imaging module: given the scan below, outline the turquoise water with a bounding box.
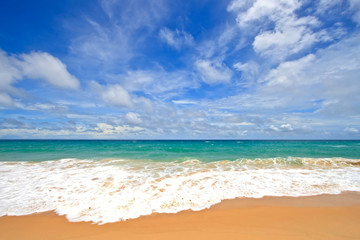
[0,140,360,162]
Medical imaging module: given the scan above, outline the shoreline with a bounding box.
[1,192,360,240]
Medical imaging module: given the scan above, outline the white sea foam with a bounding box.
[0,157,360,224]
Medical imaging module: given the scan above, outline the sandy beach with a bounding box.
[1,192,360,240]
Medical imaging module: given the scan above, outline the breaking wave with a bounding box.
[1,157,360,224]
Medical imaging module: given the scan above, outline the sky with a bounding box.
[0,0,360,139]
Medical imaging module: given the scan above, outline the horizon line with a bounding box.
[1,139,359,141]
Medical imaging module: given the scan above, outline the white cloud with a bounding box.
[102,85,133,108]
[0,50,79,90]
[270,124,293,132]
[93,123,143,135]
[317,0,360,25]
[159,28,194,49]
[135,97,154,113]
[252,23,319,59]
[0,51,21,107]
[16,52,79,89]
[264,54,316,86]
[237,0,300,25]
[191,32,360,138]
[234,122,254,126]
[0,93,14,107]
[110,69,199,100]
[229,0,330,60]
[281,123,293,131]
[195,59,233,85]
[0,128,74,138]
[227,0,253,12]
[125,112,142,125]
[0,121,145,138]
[257,33,360,115]
[0,49,79,107]
[317,0,343,14]
[90,81,133,108]
[233,61,260,83]
[345,127,359,133]
[172,100,197,105]
[0,50,21,90]
[269,125,279,131]
[349,0,360,24]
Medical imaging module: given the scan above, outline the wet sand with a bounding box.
[1,192,360,240]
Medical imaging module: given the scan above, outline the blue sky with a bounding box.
[0,0,360,139]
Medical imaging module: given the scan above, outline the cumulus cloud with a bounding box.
[252,22,321,59]
[102,85,133,108]
[125,112,142,125]
[0,49,79,107]
[16,52,79,89]
[235,0,301,27]
[90,81,134,108]
[228,0,331,60]
[195,59,233,85]
[159,27,194,49]
[0,50,79,90]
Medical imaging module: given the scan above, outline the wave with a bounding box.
[0,157,360,224]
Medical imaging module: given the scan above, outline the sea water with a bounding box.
[0,140,360,224]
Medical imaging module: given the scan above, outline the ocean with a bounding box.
[1,140,360,224]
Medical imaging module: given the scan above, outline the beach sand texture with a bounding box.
[1,193,360,240]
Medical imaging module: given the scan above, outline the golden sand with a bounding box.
[1,193,360,240]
